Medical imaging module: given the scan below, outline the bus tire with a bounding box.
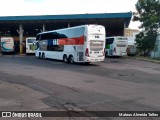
[42,53,46,59]
[63,55,68,63]
[39,52,41,59]
[105,51,108,57]
[69,55,74,64]
[85,62,90,65]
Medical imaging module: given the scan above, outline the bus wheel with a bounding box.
[85,62,90,65]
[39,53,41,59]
[42,53,46,59]
[105,51,108,57]
[63,55,68,63]
[69,55,74,64]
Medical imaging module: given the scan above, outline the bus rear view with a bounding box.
[84,25,106,63]
[0,37,14,54]
[105,36,128,57]
[26,37,36,54]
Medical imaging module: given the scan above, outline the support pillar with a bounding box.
[124,22,126,36]
[42,23,46,32]
[68,22,70,28]
[19,24,23,54]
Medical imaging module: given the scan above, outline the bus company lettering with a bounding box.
[12,112,27,117]
[12,112,42,117]
[53,39,58,45]
[28,113,42,117]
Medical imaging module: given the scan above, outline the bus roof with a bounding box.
[37,24,104,35]
[26,37,36,39]
[1,37,13,39]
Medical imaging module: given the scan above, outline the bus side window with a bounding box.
[106,38,114,45]
[105,38,114,49]
[53,45,64,51]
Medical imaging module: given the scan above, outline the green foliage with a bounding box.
[133,0,160,56]
[136,30,157,56]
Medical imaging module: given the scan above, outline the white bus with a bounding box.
[0,37,14,53]
[35,24,106,64]
[26,37,36,54]
[127,37,136,56]
[105,36,128,57]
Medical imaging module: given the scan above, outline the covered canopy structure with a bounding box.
[0,12,132,53]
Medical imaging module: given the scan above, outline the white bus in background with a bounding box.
[105,36,128,57]
[127,37,136,56]
[26,37,36,54]
[0,37,14,53]
[35,24,106,64]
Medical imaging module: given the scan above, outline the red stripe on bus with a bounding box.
[58,36,84,45]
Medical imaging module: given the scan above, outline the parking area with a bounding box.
[0,55,160,120]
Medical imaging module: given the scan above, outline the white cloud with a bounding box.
[0,0,140,29]
[1,0,138,15]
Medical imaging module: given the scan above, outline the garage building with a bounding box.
[0,12,132,53]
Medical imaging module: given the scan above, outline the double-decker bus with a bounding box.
[26,37,36,54]
[35,24,106,64]
[105,36,128,57]
[0,37,14,53]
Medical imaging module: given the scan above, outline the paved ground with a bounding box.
[0,55,160,120]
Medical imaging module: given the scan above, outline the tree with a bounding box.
[133,0,160,56]
[136,30,157,56]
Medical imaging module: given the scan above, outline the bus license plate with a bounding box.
[94,52,99,54]
[98,55,103,57]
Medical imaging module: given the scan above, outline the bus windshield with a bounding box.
[106,38,114,44]
[90,40,104,51]
[27,39,36,43]
[116,37,127,47]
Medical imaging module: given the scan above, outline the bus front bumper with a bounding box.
[113,52,127,56]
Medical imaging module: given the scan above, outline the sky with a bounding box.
[0,0,140,29]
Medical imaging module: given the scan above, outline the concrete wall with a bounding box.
[151,33,160,59]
